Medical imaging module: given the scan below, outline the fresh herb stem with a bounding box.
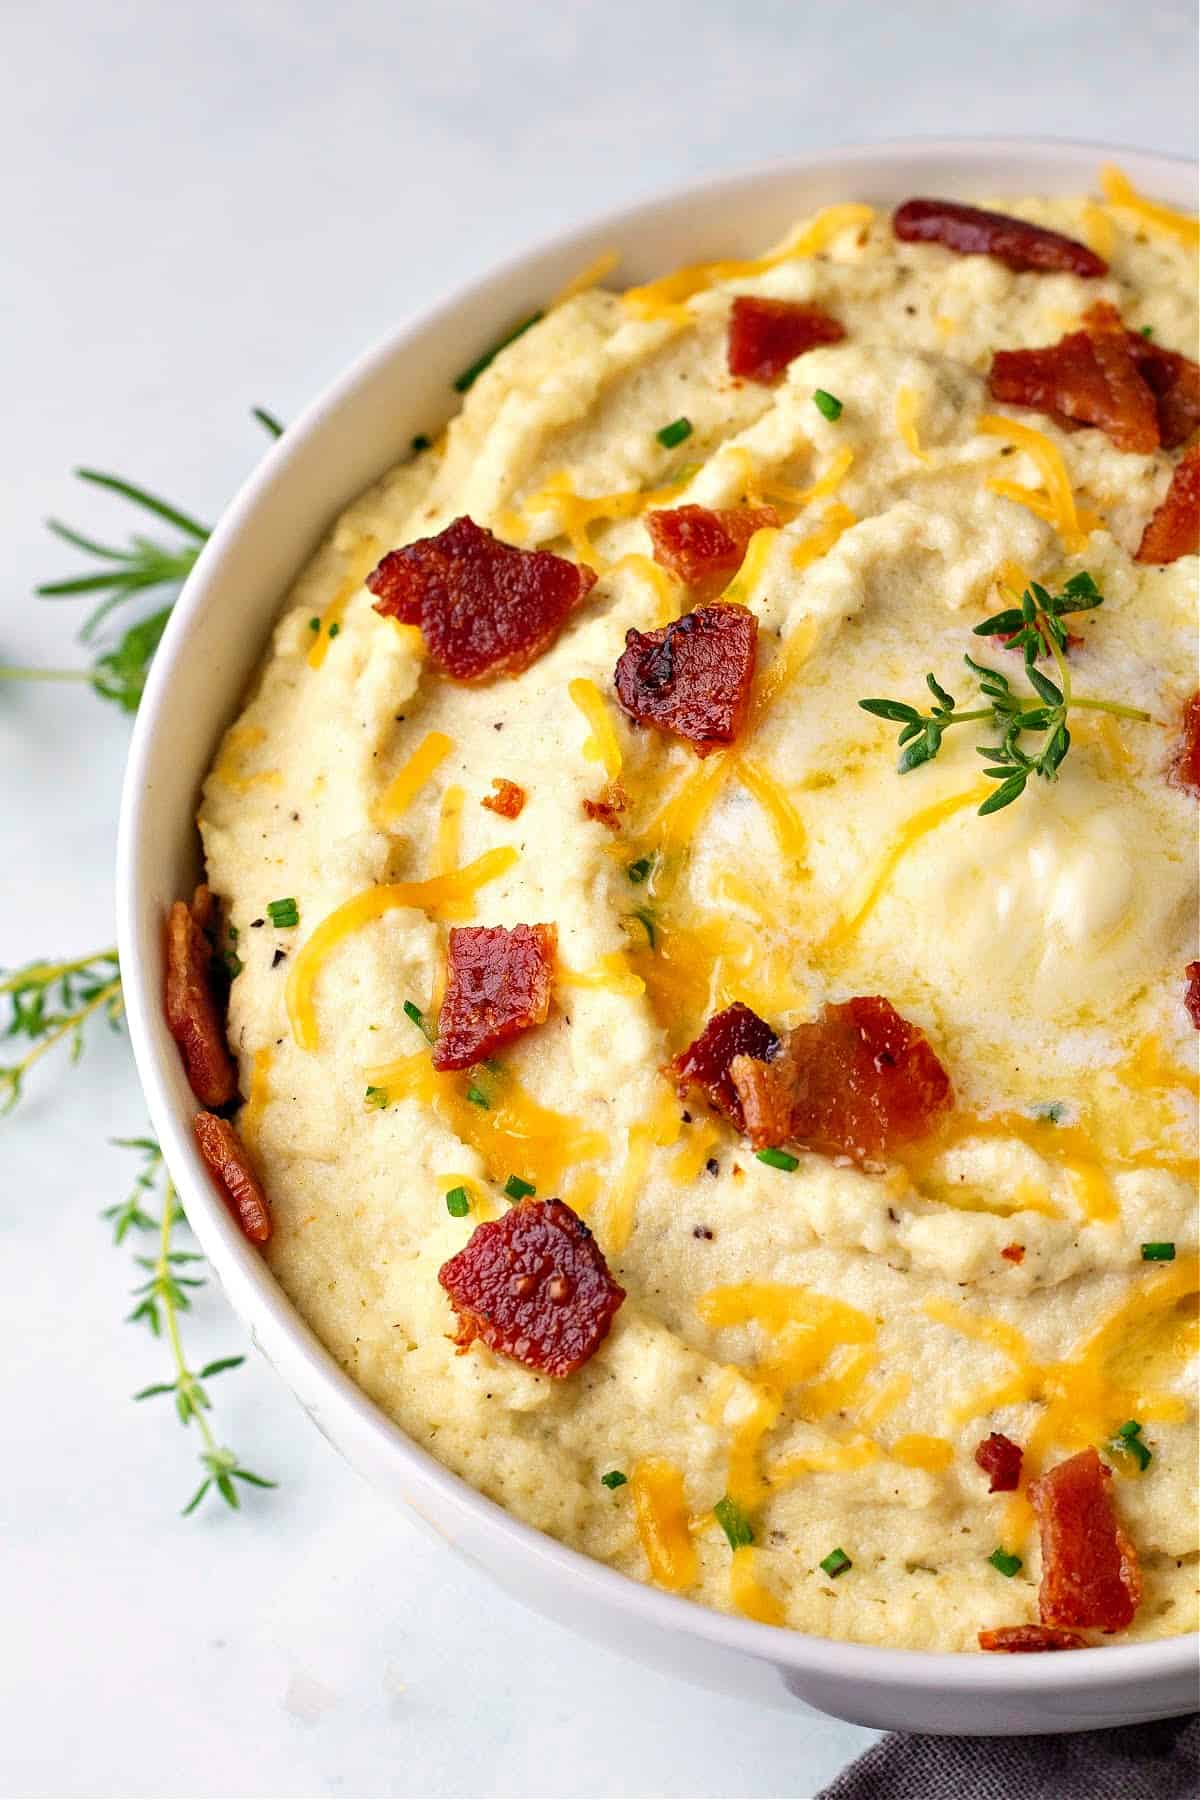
[0,665,95,683]
[1,948,123,1114]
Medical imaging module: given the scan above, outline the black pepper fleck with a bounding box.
[705,1157,719,1177]
[271,948,288,968]
[250,918,265,928]
[692,1225,713,1240]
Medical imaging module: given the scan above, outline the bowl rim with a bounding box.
[116,134,1199,1695]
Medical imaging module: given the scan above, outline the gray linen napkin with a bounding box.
[817,1713,1199,1799]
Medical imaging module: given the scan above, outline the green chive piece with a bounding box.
[453,312,544,393]
[631,907,657,948]
[266,897,299,929]
[328,621,340,638]
[445,1186,471,1218]
[601,1470,628,1490]
[1141,1242,1176,1261]
[626,856,655,885]
[1108,1421,1151,1471]
[819,1547,852,1578]
[364,1085,389,1110]
[504,1175,536,1202]
[656,416,693,450]
[403,999,436,1044]
[1140,325,1155,339]
[813,389,843,422]
[222,951,244,980]
[411,433,432,453]
[466,1085,490,1109]
[308,616,320,631]
[1116,1419,1143,1439]
[988,1547,1023,1578]
[756,1147,799,1172]
[1032,1101,1065,1124]
[713,1496,754,1549]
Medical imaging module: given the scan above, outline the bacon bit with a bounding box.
[582,780,628,832]
[646,503,780,591]
[1137,446,1200,566]
[975,1431,1023,1492]
[979,1625,1088,1653]
[1029,1447,1142,1633]
[1185,962,1200,1029]
[432,923,556,1071]
[726,296,845,384]
[729,995,953,1163]
[667,1002,780,1134]
[614,604,758,756]
[1168,690,1200,794]
[481,777,526,819]
[1000,1243,1026,1265]
[438,1197,625,1377]
[368,516,596,681]
[989,305,1200,455]
[893,198,1107,276]
[193,1111,271,1244]
[164,886,236,1109]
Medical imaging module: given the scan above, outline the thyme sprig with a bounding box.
[118,1137,276,1515]
[0,948,123,1114]
[859,574,1152,815]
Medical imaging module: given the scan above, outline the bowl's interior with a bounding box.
[118,138,1198,1701]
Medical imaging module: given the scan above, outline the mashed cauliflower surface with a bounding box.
[200,189,1199,1651]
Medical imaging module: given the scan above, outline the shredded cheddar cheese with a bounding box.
[895,385,929,462]
[729,1547,786,1626]
[212,724,282,794]
[979,415,1093,555]
[789,503,857,574]
[568,677,624,780]
[890,1434,953,1472]
[550,248,620,307]
[821,784,990,953]
[733,759,806,866]
[630,1458,697,1591]
[376,731,455,824]
[1100,165,1200,249]
[557,951,646,998]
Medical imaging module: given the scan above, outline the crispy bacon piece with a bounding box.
[727,296,845,384]
[979,1625,1088,1653]
[1185,962,1200,1029]
[975,1431,1023,1492]
[367,516,596,682]
[989,305,1200,455]
[893,198,1106,277]
[1000,1243,1026,1265]
[1029,1447,1142,1633]
[481,777,526,819]
[667,1002,780,1134]
[432,923,556,1071]
[729,996,953,1162]
[193,1111,271,1244]
[614,604,758,756]
[438,1197,625,1377]
[164,886,236,1109]
[646,503,780,590]
[1168,690,1200,794]
[582,780,628,832]
[1137,446,1200,566]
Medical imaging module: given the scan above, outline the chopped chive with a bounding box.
[756,1147,799,1172]
[1141,1242,1175,1261]
[504,1175,536,1202]
[445,1186,471,1218]
[713,1496,754,1549]
[308,616,320,631]
[403,999,436,1044]
[222,950,244,980]
[1140,324,1155,339]
[328,621,340,638]
[656,416,693,450]
[1032,1101,1064,1124]
[1108,1420,1152,1471]
[601,1469,628,1490]
[631,907,657,948]
[819,1546,852,1578]
[411,433,432,453]
[364,1085,389,1110]
[813,389,843,422]
[266,897,299,929]
[988,1547,1023,1578]
[466,1084,490,1109]
[453,311,544,393]
[1116,1419,1143,1439]
[626,855,655,885]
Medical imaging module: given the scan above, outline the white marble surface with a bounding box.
[1,4,1194,1795]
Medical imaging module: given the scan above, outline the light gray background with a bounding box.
[2,3,1196,1796]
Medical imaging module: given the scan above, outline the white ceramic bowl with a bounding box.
[117,137,1199,1734]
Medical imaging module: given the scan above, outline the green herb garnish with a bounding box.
[813,389,843,421]
[819,1547,852,1578]
[327,621,340,639]
[364,1085,390,1110]
[656,417,693,450]
[1,948,123,1114]
[626,855,655,885]
[466,1084,490,1109]
[988,1547,1023,1578]
[756,1147,799,1172]
[859,575,1151,815]
[266,897,299,929]
[601,1469,628,1490]
[445,1186,471,1218]
[504,1175,536,1201]
[1107,1419,1151,1472]
[1140,325,1155,339]
[252,407,285,438]
[453,312,543,393]
[308,616,320,631]
[713,1495,755,1549]
[630,907,657,948]
[403,998,436,1044]
[1141,1242,1176,1261]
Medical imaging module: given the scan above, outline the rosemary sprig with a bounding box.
[859,574,1152,815]
[0,948,123,1114]
[119,1138,276,1515]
